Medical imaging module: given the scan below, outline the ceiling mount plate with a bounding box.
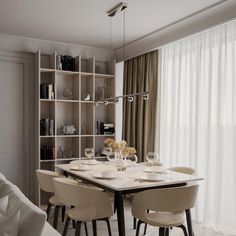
[107,2,127,17]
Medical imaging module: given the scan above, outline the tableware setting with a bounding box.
[70,164,89,171]
[144,165,166,173]
[84,148,95,159]
[146,152,162,166]
[82,159,100,165]
[138,173,164,182]
[92,170,116,179]
[104,138,137,170]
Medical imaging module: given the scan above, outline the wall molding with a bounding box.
[0,33,111,61]
[114,0,236,61]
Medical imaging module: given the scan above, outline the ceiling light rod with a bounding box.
[107,2,127,17]
[97,91,150,102]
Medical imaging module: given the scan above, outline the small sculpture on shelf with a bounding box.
[83,93,91,101]
[58,123,76,135]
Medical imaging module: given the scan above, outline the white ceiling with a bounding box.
[0,0,227,50]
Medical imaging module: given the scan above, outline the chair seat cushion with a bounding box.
[145,211,185,227]
[49,195,64,206]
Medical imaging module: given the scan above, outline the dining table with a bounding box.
[55,160,203,236]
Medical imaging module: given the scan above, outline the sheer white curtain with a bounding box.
[159,20,236,236]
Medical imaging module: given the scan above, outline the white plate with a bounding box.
[92,173,116,179]
[82,160,99,165]
[144,167,165,173]
[70,165,89,171]
[140,175,164,182]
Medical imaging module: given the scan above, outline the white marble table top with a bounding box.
[55,162,203,192]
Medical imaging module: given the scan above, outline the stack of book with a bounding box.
[104,123,115,135]
[40,83,54,99]
[40,119,54,136]
[40,145,55,160]
[57,55,76,71]
[97,122,114,135]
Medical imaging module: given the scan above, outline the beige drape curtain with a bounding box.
[122,50,158,162]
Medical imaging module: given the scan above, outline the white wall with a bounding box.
[115,62,124,141]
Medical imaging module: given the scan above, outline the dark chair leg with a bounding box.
[63,217,71,236]
[84,222,88,236]
[114,194,117,213]
[159,227,165,236]
[177,225,188,236]
[46,202,52,221]
[133,217,137,229]
[136,220,143,236]
[75,221,82,236]
[53,206,60,229]
[62,206,66,222]
[92,220,97,236]
[104,218,112,236]
[165,228,169,236]
[186,209,194,236]
[143,223,147,235]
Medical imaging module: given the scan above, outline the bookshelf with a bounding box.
[35,51,115,206]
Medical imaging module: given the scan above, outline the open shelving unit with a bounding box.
[35,50,115,206]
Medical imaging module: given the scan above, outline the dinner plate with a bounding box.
[144,167,165,173]
[82,160,100,165]
[92,173,116,179]
[140,174,164,182]
[70,165,89,171]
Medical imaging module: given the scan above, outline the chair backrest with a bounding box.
[132,185,199,217]
[169,166,196,175]
[53,177,113,220]
[36,170,59,193]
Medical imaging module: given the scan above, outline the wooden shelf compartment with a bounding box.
[80,136,94,157]
[40,53,56,70]
[81,58,94,74]
[56,102,79,136]
[80,103,94,135]
[56,73,79,101]
[56,136,79,160]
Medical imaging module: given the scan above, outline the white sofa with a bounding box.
[0,172,61,236]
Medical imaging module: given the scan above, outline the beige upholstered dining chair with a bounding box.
[36,170,66,229]
[168,166,196,175]
[138,165,197,235]
[132,185,199,236]
[53,177,113,236]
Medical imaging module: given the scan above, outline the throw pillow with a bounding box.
[0,195,8,215]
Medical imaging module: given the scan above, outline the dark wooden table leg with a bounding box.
[186,209,194,236]
[115,191,125,236]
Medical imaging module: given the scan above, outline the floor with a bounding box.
[49,200,186,236]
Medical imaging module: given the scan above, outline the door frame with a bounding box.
[0,50,34,200]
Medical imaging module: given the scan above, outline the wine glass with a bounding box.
[103,147,113,161]
[84,148,95,159]
[146,152,160,166]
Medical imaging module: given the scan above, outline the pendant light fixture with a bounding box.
[95,2,150,107]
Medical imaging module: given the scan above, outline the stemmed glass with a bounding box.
[103,147,113,161]
[146,152,160,166]
[84,148,95,159]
